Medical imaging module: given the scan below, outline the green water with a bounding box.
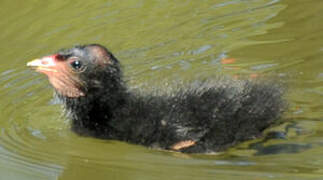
[0,0,322,179]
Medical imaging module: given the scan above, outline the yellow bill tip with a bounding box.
[27,59,42,67]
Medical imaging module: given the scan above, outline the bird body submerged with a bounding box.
[27,44,285,153]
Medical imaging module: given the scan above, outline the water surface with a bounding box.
[0,0,322,179]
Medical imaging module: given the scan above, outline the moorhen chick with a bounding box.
[27,44,285,153]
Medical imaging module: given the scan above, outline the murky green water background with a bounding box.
[0,0,322,179]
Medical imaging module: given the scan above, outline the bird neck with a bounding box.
[58,82,128,138]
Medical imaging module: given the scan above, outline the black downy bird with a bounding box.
[27,44,285,153]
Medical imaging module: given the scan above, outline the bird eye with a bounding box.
[70,60,83,70]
